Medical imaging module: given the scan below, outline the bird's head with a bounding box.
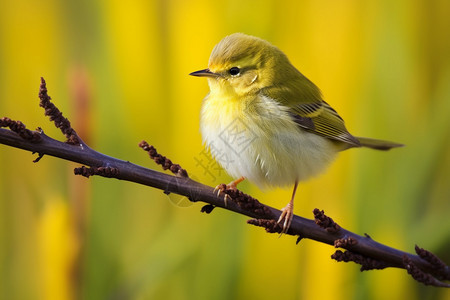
[190,33,290,99]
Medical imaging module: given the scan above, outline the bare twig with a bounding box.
[332,250,389,271]
[139,140,188,178]
[403,256,450,287]
[39,77,80,145]
[0,117,41,142]
[313,208,341,233]
[0,78,449,287]
[74,166,120,178]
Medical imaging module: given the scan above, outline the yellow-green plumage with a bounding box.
[191,33,403,231]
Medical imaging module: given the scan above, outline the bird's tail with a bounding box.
[356,136,404,151]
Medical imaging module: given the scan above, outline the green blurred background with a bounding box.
[1,0,449,299]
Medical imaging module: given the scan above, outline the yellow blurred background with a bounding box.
[1,0,449,299]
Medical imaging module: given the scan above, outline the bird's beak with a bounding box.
[189,68,218,78]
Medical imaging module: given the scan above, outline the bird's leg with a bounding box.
[226,176,245,190]
[277,181,298,234]
[214,176,245,194]
[214,176,245,206]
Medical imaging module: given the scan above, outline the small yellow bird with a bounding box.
[190,33,403,233]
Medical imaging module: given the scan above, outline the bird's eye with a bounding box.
[228,67,240,76]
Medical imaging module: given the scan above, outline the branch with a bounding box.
[0,78,449,287]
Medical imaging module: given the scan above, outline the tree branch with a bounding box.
[0,78,449,287]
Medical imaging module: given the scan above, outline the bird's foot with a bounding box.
[213,184,232,206]
[277,201,294,235]
[213,177,245,206]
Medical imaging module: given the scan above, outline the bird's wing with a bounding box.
[262,81,361,147]
[291,100,361,147]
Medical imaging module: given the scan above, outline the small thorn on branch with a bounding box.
[313,208,340,233]
[201,204,215,214]
[0,117,41,142]
[332,250,389,271]
[33,152,44,163]
[139,140,188,178]
[74,166,119,178]
[39,77,80,145]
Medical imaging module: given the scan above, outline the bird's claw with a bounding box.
[277,202,294,235]
[213,182,238,207]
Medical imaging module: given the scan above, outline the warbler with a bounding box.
[190,33,403,233]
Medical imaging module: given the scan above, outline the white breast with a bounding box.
[200,95,338,188]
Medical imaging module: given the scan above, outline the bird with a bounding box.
[190,33,403,234]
